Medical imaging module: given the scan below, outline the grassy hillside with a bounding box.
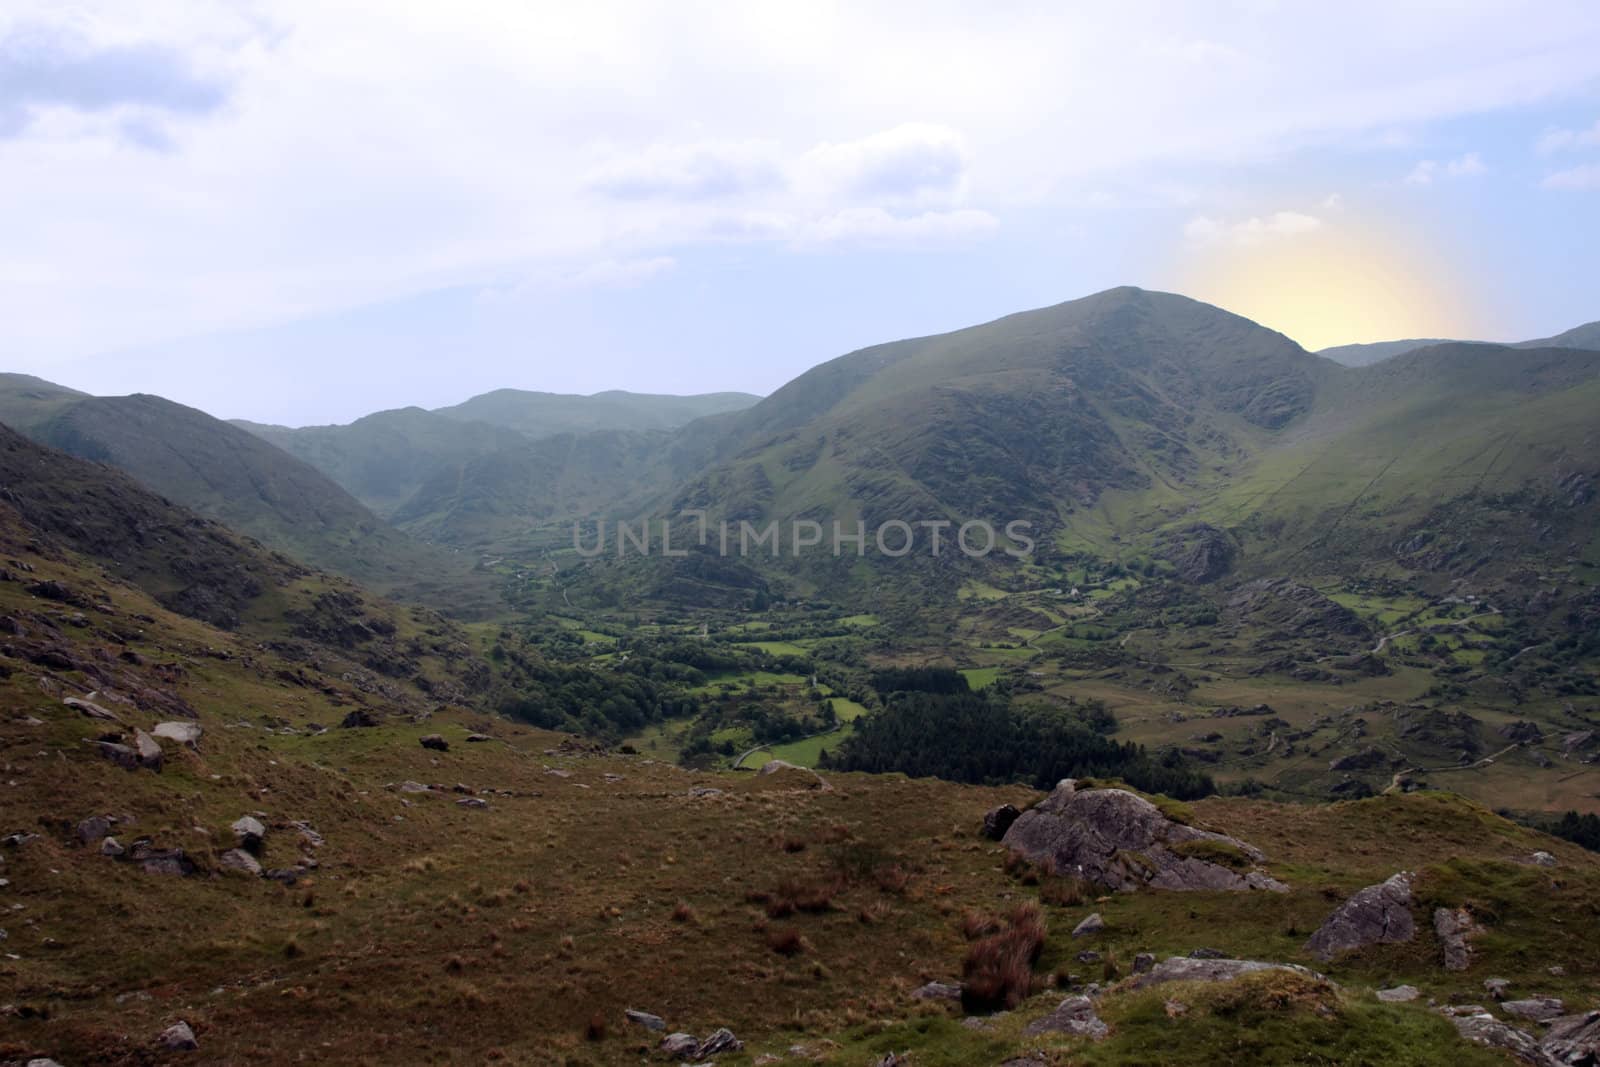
[0,383,497,614]
[435,387,760,437]
[1317,339,1460,367]
[235,407,527,517]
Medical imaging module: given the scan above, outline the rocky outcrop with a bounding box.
[159,1021,199,1051]
[1128,957,1318,990]
[757,759,829,790]
[1304,872,1416,961]
[1072,913,1105,938]
[1543,1010,1600,1065]
[152,721,203,748]
[1000,780,1287,893]
[1376,985,1421,1002]
[624,1009,665,1031]
[1023,995,1109,1039]
[1503,998,1566,1023]
[1441,1006,1556,1066]
[982,804,1021,840]
[1434,906,1481,971]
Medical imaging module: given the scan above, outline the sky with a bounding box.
[2,2,1599,426]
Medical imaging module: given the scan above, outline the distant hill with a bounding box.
[234,408,528,518]
[0,383,494,612]
[234,389,761,517]
[1317,338,1459,366]
[433,388,760,437]
[1516,319,1600,350]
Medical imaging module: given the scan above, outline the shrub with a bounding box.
[961,901,1047,1013]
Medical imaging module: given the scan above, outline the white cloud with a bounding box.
[796,207,998,246]
[1,1,1598,368]
[1536,118,1600,153]
[1184,210,1322,246]
[567,256,677,287]
[1541,163,1600,190]
[586,142,783,201]
[1403,151,1485,185]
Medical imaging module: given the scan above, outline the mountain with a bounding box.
[0,382,493,611]
[1317,338,1459,366]
[233,407,528,517]
[433,387,760,437]
[1516,319,1600,350]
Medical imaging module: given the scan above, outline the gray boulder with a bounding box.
[1072,912,1105,938]
[1132,952,1156,974]
[1442,1007,1555,1065]
[159,1021,198,1051]
[77,815,112,844]
[86,739,139,770]
[132,728,164,771]
[911,981,961,1001]
[695,1028,743,1058]
[1023,995,1109,1040]
[624,1008,666,1031]
[100,836,125,857]
[659,1033,698,1058]
[1485,977,1511,1000]
[152,721,202,748]
[420,734,450,752]
[1434,906,1481,971]
[1503,998,1566,1023]
[1001,779,1287,892]
[1542,1010,1600,1065]
[232,816,266,852]
[1305,872,1416,961]
[219,848,262,876]
[1129,957,1318,990]
[982,804,1021,840]
[1377,985,1421,1002]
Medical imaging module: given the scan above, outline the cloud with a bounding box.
[798,123,968,204]
[1536,119,1600,153]
[796,207,997,246]
[0,21,227,139]
[1403,152,1486,185]
[567,256,677,287]
[586,142,784,201]
[1184,211,1322,246]
[1541,163,1600,190]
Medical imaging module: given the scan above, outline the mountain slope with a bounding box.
[234,407,527,517]
[0,383,494,611]
[434,387,759,437]
[1317,338,1458,367]
[1517,319,1600,350]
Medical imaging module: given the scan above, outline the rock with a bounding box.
[1377,985,1421,1002]
[910,981,961,1001]
[130,728,164,771]
[757,759,829,790]
[1498,721,1545,744]
[159,1021,198,1050]
[420,734,449,752]
[127,839,196,877]
[1530,851,1557,868]
[1485,978,1511,1000]
[152,721,203,748]
[219,848,262,876]
[1328,747,1388,772]
[1503,998,1566,1022]
[1072,912,1105,938]
[625,1008,667,1031]
[1434,906,1481,972]
[1443,1007,1555,1065]
[1001,779,1287,893]
[340,709,378,729]
[1542,1010,1600,1064]
[87,739,140,770]
[456,797,489,809]
[290,821,324,848]
[465,733,492,742]
[231,816,266,852]
[688,786,724,798]
[264,868,302,884]
[77,815,113,844]
[1304,872,1416,962]
[63,695,122,722]
[660,1033,699,1058]
[1023,995,1110,1039]
[1128,957,1318,990]
[982,804,1021,840]
[1188,947,1227,959]
[695,1028,742,1058]
[397,781,433,794]
[3,830,40,848]
[100,836,125,857]
[1132,952,1156,974]
[27,1059,66,1067]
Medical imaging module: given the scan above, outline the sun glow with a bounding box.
[1174,218,1481,352]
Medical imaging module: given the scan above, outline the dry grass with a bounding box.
[960,901,1047,1013]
